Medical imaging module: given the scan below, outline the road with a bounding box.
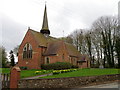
[82,82,119,88]
[71,82,120,90]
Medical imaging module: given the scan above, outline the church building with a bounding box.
[17,5,90,69]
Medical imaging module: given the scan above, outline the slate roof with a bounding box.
[30,29,57,47]
[29,29,81,57]
[43,41,62,56]
[65,43,81,57]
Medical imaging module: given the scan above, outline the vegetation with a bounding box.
[0,46,9,68]
[20,69,51,78]
[52,69,77,75]
[13,45,19,56]
[41,62,78,70]
[0,68,10,73]
[63,16,119,68]
[40,68,119,78]
[1,68,119,79]
[0,46,17,68]
[20,66,28,70]
[9,50,15,66]
[1,68,51,78]
[0,45,20,68]
[115,35,120,68]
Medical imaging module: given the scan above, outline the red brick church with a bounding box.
[17,5,90,69]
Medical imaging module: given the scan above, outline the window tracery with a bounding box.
[23,43,32,59]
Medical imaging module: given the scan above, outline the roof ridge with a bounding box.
[29,29,40,33]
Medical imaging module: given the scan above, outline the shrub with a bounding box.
[42,70,47,73]
[41,62,75,70]
[20,66,28,70]
[72,65,79,68]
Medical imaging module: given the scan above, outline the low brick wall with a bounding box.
[18,74,119,88]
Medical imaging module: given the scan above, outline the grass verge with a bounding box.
[0,68,52,78]
[1,68,119,79]
[39,68,119,78]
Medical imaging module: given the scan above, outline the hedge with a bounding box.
[41,62,78,70]
[20,66,28,70]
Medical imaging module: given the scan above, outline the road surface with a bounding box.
[70,81,120,90]
[82,82,119,88]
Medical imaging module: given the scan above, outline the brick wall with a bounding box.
[18,74,119,88]
[45,42,70,64]
[42,41,83,66]
[18,30,41,69]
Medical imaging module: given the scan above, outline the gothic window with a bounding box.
[62,54,64,60]
[23,43,32,59]
[46,57,50,64]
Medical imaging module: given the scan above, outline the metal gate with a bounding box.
[1,73,10,88]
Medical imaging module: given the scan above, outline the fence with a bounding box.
[1,67,21,89]
[1,73,10,88]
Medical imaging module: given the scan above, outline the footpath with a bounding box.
[22,73,53,79]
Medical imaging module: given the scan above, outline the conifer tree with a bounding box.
[9,50,15,66]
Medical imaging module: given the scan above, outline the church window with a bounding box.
[46,57,50,64]
[62,54,64,60]
[23,43,32,59]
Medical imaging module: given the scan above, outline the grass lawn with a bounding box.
[0,68,10,73]
[1,68,119,79]
[0,68,52,78]
[39,68,120,79]
[20,69,52,78]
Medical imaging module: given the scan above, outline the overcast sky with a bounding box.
[1,0,120,53]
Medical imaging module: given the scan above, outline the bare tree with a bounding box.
[91,16,118,68]
[64,16,118,68]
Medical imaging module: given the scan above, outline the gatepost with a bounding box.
[10,66,21,88]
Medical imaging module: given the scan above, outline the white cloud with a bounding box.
[2,0,120,52]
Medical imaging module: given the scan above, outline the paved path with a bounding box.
[82,82,119,88]
[23,73,53,79]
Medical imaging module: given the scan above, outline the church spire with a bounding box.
[40,4,50,35]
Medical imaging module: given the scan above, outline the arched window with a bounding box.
[23,43,32,59]
[62,54,64,60]
[46,57,50,64]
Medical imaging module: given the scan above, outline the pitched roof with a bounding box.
[43,41,62,56]
[43,41,81,57]
[30,29,57,47]
[29,29,81,57]
[65,43,81,57]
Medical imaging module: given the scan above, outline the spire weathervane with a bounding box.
[45,1,47,4]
